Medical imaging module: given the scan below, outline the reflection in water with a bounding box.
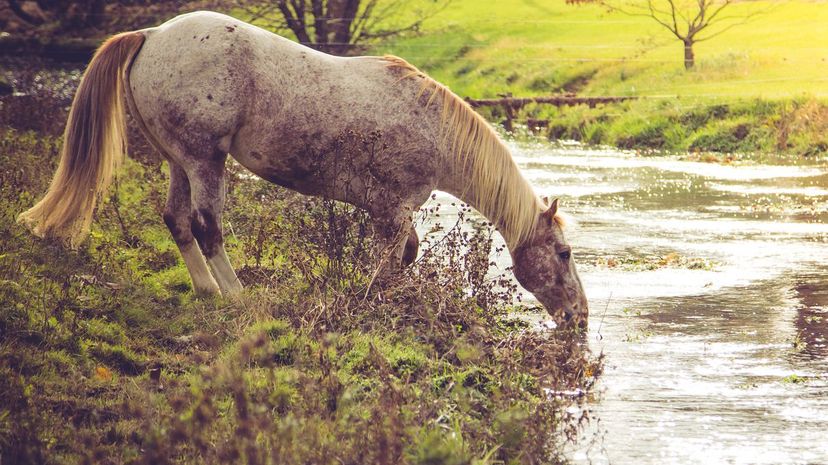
[793,271,828,358]
[426,141,828,464]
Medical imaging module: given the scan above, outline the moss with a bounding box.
[270,333,301,366]
[338,335,431,381]
[89,342,146,375]
[43,350,76,376]
[84,318,125,345]
[458,366,494,393]
[609,115,674,150]
[688,119,755,152]
[249,318,292,340]
[406,428,471,465]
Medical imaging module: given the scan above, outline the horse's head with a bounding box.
[511,198,588,330]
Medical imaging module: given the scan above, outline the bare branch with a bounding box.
[242,0,448,54]
[694,0,732,35]
[665,0,681,37]
[311,0,327,44]
[277,0,312,44]
[642,0,684,40]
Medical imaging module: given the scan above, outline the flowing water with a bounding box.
[425,140,828,464]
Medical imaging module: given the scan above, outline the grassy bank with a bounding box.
[376,0,828,157]
[0,87,600,463]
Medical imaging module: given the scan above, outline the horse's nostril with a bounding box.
[563,311,573,321]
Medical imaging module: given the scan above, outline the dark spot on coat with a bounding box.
[207,94,213,101]
[191,208,221,258]
[166,108,186,127]
[162,212,179,235]
[225,25,235,32]
[163,212,191,246]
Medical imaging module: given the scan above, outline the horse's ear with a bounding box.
[541,198,559,223]
[542,195,550,205]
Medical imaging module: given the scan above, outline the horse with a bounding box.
[18,11,588,329]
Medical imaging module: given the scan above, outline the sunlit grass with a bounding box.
[377,0,828,101]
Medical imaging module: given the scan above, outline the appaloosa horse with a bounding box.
[19,11,588,329]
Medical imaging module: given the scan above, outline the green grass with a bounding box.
[378,0,828,100]
[367,0,828,156]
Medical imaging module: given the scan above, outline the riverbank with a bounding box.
[516,97,828,158]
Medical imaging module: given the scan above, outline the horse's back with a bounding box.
[129,11,440,206]
[129,12,270,153]
[131,12,392,148]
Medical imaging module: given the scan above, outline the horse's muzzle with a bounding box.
[560,307,588,331]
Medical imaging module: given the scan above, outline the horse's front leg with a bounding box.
[371,210,414,274]
[402,224,419,267]
[185,158,243,295]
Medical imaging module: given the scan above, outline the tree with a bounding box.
[568,0,760,69]
[237,0,448,55]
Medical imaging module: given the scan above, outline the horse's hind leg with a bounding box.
[184,156,243,295]
[163,162,221,297]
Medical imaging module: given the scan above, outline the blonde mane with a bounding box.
[384,55,543,248]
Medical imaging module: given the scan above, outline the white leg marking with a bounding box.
[207,249,243,295]
[179,242,220,296]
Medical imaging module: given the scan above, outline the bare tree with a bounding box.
[237,0,449,55]
[568,0,762,69]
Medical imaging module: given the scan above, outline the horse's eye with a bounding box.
[558,250,571,261]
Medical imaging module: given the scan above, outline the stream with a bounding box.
[426,140,828,464]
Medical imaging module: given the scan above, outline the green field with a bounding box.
[379,0,828,100]
[370,1,828,157]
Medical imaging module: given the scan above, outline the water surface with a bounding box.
[425,141,828,464]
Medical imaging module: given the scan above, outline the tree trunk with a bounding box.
[683,39,695,70]
[330,0,360,55]
[311,0,328,46]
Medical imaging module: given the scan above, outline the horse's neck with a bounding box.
[435,140,537,248]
